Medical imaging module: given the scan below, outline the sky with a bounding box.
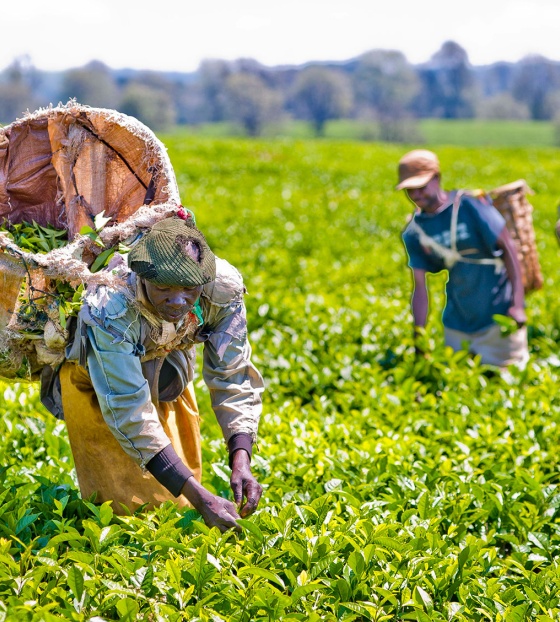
[3,0,560,73]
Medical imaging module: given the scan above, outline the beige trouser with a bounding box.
[444,324,529,369]
[59,363,202,514]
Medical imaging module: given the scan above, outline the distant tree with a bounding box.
[477,93,531,120]
[352,50,420,141]
[512,55,560,120]
[554,113,560,147]
[545,90,560,121]
[353,50,419,117]
[0,56,39,123]
[224,73,282,136]
[415,41,476,118]
[231,58,271,82]
[290,66,352,136]
[173,82,207,125]
[0,83,33,124]
[475,62,516,98]
[5,56,40,91]
[59,61,118,108]
[126,71,175,92]
[198,59,231,122]
[119,83,177,131]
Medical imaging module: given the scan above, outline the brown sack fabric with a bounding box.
[0,102,184,381]
[0,103,180,237]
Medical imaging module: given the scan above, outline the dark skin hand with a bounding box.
[181,476,242,533]
[180,450,262,531]
[230,449,263,518]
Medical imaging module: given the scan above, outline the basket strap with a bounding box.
[408,190,504,273]
[450,190,464,253]
[407,219,463,269]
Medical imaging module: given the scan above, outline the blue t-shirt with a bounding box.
[402,195,512,333]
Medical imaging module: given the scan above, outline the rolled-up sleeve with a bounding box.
[86,316,171,468]
[202,301,264,446]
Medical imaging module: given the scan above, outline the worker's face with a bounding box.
[144,281,203,323]
[405,175,442,213]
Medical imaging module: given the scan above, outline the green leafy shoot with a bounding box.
[2,220,68,254]
[493,313,519,336]
[80,210,113,248]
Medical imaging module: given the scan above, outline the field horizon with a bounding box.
[171,118,560,148]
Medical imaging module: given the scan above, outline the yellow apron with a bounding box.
[59,362,202,514]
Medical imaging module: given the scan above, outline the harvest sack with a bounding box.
[0,102,183,381]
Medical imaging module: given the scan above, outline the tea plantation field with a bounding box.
[1,138,560,620]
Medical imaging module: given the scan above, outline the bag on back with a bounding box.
[488,180,543,294]
[0,102,183,381]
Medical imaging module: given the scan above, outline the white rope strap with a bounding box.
[409,191,504,273]
[407,219,463,269]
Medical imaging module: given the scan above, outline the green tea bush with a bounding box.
[0,138,559,620]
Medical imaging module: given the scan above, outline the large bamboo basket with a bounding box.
[489,179,543,294]
[0,102,183,380]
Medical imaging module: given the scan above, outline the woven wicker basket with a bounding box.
[489,180,543,294]
[0,102,183,380]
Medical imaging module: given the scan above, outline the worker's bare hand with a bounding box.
[197,494,241,533]
[507,305,527,327]
[181,477,241,533]
[231,449,263,518]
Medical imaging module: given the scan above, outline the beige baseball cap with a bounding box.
[396,149,440,190]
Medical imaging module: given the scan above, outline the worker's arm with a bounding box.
[200,259,264,518]
[412,268,429,328]
[411,268,429,354]
[496,226,526,326]
[202,303,264,518]
[82,296,241,532]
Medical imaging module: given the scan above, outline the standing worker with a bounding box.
[397,149,529,368]
[44,214,264,532]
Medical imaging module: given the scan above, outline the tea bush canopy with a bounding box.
[1,137,559,620]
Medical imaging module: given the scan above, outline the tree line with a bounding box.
[1,41,560,139]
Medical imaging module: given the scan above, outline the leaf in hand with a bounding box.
[493,314,518,336]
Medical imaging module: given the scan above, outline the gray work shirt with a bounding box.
[68,255,264,468]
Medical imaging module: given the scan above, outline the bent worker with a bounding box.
[397,149,529,368]
[49,215,264,531]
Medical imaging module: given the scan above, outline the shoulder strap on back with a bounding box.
[408,190,504,273]
[450,190,465,253]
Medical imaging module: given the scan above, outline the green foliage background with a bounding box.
[180,119,559,147]
[0,137,559,620]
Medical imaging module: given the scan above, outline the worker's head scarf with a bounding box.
[128,216,216,286]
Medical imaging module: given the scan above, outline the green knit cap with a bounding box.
[128,217,216,286]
